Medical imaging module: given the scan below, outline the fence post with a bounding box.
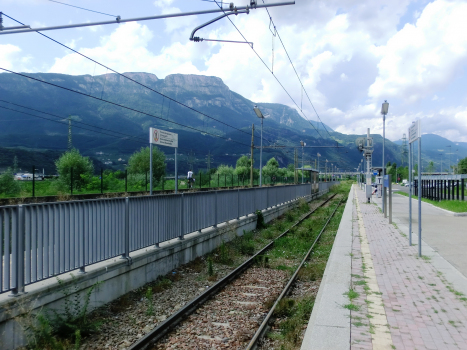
[32,165,35,198]
[70,167,73,195]
[457,180,460,200]
[237,189,240,220]
[214,190,218,228]
[462,179,465,201]
[179,193,185,240]
[121,197,130,259]
[125,170,128,193]
[101,169,103,194]
[79,202,86,273]
[10,205,25,296]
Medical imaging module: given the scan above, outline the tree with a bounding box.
[458,157,467,174]
[55,149,94,190]
[127,146,166,182]
[0,168,20,196]
[234,155,251,178]
[262,157,280,178]
[427,161,435,174]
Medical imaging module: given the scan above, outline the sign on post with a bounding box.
[408,120,422,257]
[149,128,179,195]
[150,128,178,148]
[409,120,421,144]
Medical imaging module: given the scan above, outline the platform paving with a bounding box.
[301,185,467,350]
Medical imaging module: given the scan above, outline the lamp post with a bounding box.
[331,163,333,181]
[381,100,389,213]
[300,141,305,184]
[253,105,264,187]
[439,153,443,173]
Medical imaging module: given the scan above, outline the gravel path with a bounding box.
[154,268,289,349]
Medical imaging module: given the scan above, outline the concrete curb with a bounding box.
[300,187,353,350]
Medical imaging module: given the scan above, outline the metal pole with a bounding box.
[32,165,35,197]
[418,137,422,257]
[409,142,412,246]
[250,124,254,187]
[301,146,304,184]
[150,143,153,195]
[0,2,296,35]
[389,174,392,224]
[382,113,386,214]
[260,118,263,187]
[101,168,103,194]
[175,148,178,194]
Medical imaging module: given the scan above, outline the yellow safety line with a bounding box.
[354,186,393,350]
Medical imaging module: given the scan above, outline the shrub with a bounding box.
[0,168,20,196]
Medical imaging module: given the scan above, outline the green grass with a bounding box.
[394,191,467,213]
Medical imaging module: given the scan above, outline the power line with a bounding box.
[0,99,147,143]
[0,105,147,145]
[211,1,326,140]
[0,68,251,149]
[47,0,118,18]
[2,12,254,140]
[262,3,332,138]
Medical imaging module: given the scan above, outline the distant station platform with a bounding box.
[301,184,467,350]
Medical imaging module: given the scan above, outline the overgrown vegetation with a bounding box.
[25,278,102,350]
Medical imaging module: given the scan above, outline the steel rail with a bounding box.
[246,197,344,349]
[129,192,336,350]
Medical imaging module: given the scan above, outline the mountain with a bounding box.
[0,71,410,173]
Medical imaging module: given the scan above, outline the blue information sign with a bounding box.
[383,175,389,187]
[373,171,378,176]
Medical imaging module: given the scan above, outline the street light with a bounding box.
[381,100,389,212]
[300,141,305,184]
[253,105,264,187]
[325,159,328,182]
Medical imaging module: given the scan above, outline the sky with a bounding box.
[1,0,467,142]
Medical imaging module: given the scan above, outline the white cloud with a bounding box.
[0,44,21,71]
[48,22,203,77]
[369,0,467,102]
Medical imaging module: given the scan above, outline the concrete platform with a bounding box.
[301,185,467,350]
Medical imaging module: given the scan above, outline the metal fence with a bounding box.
[415,175,466,201]
[0,184,313,295]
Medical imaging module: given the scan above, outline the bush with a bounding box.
[0,168,20,196]
[127,146,165,186]
[55,149,94,191]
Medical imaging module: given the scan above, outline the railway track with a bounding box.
[129,193,342,350]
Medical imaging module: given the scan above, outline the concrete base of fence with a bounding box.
[0,189,331,349]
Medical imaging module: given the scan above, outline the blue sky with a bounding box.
[1,0,467,142]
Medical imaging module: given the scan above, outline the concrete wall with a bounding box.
[0,189,331,349]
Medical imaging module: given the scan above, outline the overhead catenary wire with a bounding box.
[0,99,148,143]
[47,0,118,18]
[258,0,333,138]
[0,68,251,149]
[1,12,256,141]
[211,1,326,140]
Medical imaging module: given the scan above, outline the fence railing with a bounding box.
[0,183,317,295]
[414,178,465,201]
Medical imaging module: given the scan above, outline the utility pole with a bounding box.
[67,116,72,150]
[250,124,254,187]
[294,148,298,184]
[205,151,212,172]
[401,133,408,167]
